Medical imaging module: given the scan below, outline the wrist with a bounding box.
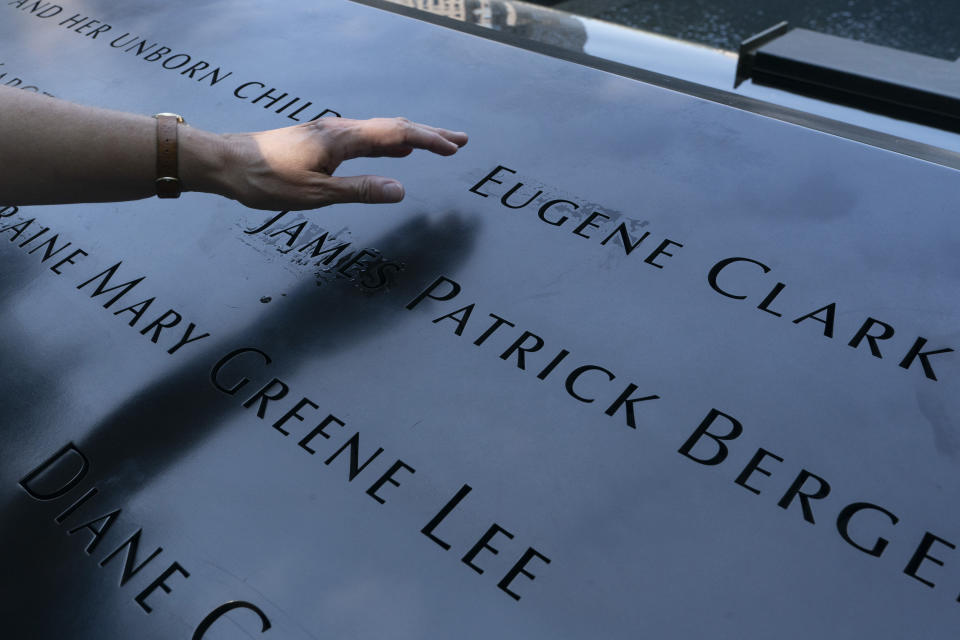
[178,125,231,197]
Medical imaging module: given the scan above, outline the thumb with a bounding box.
[326,175,405,205]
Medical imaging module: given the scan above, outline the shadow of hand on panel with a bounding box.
[0,211,478,633]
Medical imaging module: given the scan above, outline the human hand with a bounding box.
[190,117,468,211]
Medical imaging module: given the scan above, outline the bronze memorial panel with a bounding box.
[1,0,959,637]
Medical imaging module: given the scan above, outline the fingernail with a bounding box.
[382,182,404,202]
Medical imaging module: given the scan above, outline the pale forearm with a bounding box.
[0,86,223,204]
[0,86,467,210]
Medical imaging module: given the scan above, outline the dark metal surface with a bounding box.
[363,0,960,169]
[2,1,959,638]
[378,1,960,155]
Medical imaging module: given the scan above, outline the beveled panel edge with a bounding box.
[351,0,960,172]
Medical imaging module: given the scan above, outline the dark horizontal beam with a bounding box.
[740,27,960,133]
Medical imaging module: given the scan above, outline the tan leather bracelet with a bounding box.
[153,113,185,198]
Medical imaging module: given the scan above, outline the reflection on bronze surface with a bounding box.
[383,0,588,51]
